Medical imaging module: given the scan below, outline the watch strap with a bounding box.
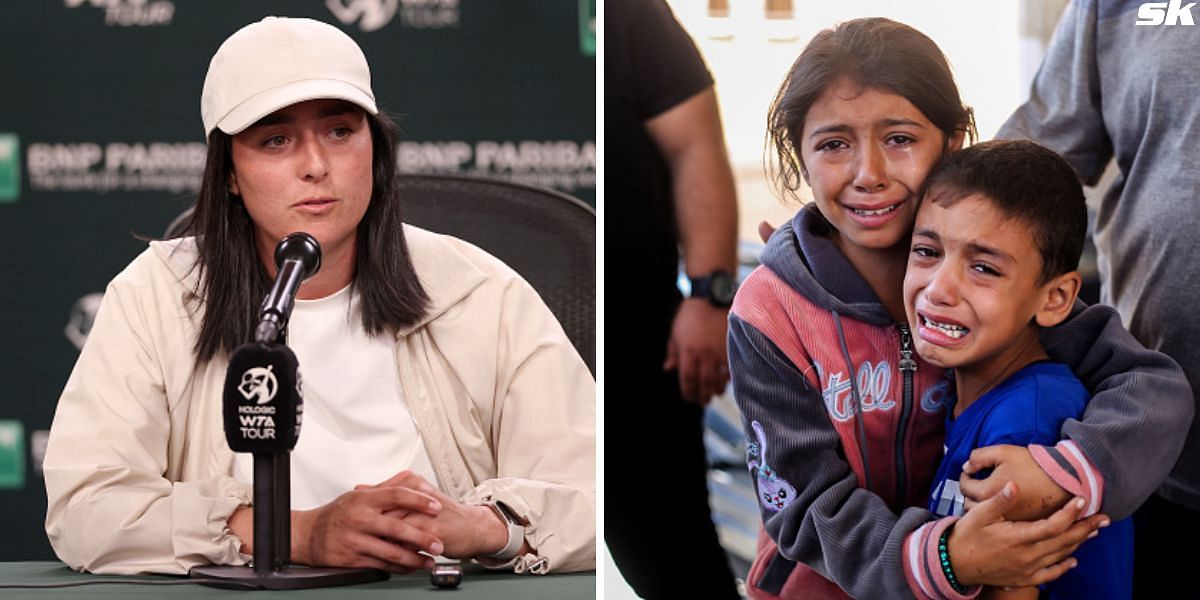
[484,501,525,561]
[690,274,714,299]
[688,270,735,307]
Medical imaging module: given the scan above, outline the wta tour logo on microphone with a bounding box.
[239,366,279,404]
[237,365,280,440]
[228,357,304,448]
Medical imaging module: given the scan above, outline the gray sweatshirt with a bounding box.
[998,0,1200,508]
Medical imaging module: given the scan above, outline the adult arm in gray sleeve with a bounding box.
[996,0,1113,184]
[1042,301,1194,519]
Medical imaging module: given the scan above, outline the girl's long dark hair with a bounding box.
[187,111,429,362]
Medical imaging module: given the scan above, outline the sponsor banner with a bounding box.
[580,0,596,57]
[22,139,593,196]
[64,0,176,27]
[30,430,49,477]
[396,0,460,29]
[0,134,18,203]
[0,421,24,489]
[327,0,460,31]
[65,293,105,351]
[398,139,596,193]
[26,142,206,194]
[67,0,462,32]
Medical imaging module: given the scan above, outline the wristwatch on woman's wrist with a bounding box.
[483,500,525,560]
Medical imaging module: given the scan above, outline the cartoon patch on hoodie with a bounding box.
[748,420,797,512]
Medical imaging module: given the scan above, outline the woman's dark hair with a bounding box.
[767,17,978,200]
[186,110,429,361]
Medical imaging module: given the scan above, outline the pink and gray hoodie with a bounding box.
[729,206,1192,599]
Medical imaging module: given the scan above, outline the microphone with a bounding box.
[222,342,303,454]
[218,340,304,575]
[255,232,321,344]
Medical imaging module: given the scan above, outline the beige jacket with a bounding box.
[43,226,595,575]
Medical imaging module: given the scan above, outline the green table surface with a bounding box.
[0,562,595,599]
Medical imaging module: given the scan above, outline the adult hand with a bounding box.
[362,471,517,560]
[663,298,729,405]
[949,482,1109,588]
[959,445,1071,521]
[290,486,445,573]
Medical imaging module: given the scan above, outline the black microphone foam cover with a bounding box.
[275,232,321,278]
[222,342,304,453]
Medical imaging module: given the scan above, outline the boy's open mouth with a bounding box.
[920,314,969,340]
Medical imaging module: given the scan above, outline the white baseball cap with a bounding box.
[200,16,379,137]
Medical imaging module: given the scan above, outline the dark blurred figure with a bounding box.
[605,0,740,598]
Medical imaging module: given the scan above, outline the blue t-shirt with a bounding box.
[928,361,1132,600]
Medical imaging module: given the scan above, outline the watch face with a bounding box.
[493,500,521,524]
[711,273,736,305]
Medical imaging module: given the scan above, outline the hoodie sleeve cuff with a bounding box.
[1029,440,1104,517]
[903,517,981,600]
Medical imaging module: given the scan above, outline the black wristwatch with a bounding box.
[688,270,737,308]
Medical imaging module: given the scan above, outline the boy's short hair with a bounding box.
[921,140,1087,283]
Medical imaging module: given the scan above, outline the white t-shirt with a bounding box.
[233,285,439,509]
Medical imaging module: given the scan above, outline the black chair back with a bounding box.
[398,174,595,374]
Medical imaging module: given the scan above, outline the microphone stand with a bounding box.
[191,234,386,590]
[249,322,292,577]
[191,328,388,589]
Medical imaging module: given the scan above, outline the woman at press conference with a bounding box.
[42,16,594,577]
